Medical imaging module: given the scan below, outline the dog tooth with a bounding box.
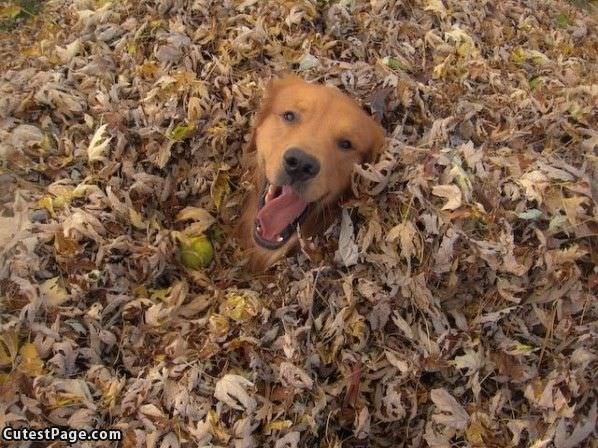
[277,236,284,242]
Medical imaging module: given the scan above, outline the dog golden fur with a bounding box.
[237,75,385,271]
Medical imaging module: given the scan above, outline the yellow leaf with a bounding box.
[380,56,408,71]
[149,288,170,301]
[198,339,220,359]
[432,56,451,80]
[173,70,196,86]
[529,76,543,90]
[133,285,148,298]
[38,196,55,217]
[0,331,20,368]
[445,27,475,58]
[39,277,69,306]
[137,61,159,77]
[95,0,113,7]
[101,377,124,409]
[567,102,591,124]
[128,207,146,230]
[221,290,261,323]
[207,123,227,137]
[22,45,42,57]
[347,313,366,345]
[386,221,422,262]
[511,47,527,64]
[317,339,340,364]
[209,313,230,339]
[52,194,71,209]
[512,342,537,355]
[556,12,572,28]
[512,47,550,66]
[0,4,22,19]
[424,0,447,18]
[265,420,293,431]
[18,343,44,377]
[210,170,231,211]
[71,183,101,199]
[562,196,587,226]
[466,413,490,446]
[149,19,164,29]
[187,97,203,122]
[168,123,196,142]
[208,410,231,443]
[87,124,112,162]
[56,39,81,63]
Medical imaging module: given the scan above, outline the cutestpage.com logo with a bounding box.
[2,426,123,444]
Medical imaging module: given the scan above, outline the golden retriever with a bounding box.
[238,75,385,271]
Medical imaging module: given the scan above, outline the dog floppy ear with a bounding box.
[364,118,386,163]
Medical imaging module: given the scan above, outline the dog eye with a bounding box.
[282,111,296,122]
[337,139,353,150]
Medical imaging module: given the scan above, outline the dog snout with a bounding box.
[283,148,320,182]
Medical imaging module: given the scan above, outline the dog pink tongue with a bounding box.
[257,186,307,241]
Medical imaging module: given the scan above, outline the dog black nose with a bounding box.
[283,148,320,181]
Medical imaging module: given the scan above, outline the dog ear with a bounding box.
[364,118,386,163]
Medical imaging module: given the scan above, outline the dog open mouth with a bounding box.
[253,182,309,249]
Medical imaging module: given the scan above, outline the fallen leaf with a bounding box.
[432,184,462,210]
[211,170,231,211]
[0,4,21,19]
[0,331,19,368]
[337,209,358,267]
[214,374,256,412]
[424,0,447,18]
[18,343,44,377]
[221,290,261,323]
[279,362,313,390]
[554,402,597,448]
[430,388,469,430]
[39,277,69,306]
[168,123,196,142]
[176,207,213,222]
[274,431,300,448]
[87,124,112,162]
[518,209,543,220]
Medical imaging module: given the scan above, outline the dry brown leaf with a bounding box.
[430,388,469,430]
[337,208,358,267]
[432,184,462,210]
[214,374,257,413]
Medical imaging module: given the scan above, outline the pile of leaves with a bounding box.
[1,0,596,447]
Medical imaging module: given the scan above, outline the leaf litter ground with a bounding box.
[0,0,597,447]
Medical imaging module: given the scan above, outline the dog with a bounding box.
[237,75,385,271]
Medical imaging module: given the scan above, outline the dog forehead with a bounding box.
[275,83,364,119]
[272,82,324,109]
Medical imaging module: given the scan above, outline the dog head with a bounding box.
[243,75,385,260]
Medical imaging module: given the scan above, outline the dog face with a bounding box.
[241,75,385,265]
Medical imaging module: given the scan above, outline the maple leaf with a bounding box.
[214,374,256,413]
[87,124,112,162]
